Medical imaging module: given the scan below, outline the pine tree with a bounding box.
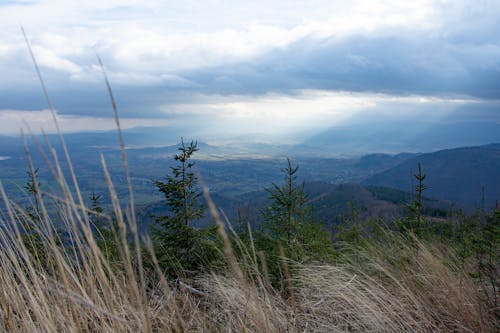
[404,162,427,235]
[24,167,41,220]
[21,167,46,263]
[263,158,306,249]
[88,192,119,262]
[153,139,218,275]
[261,158,333,261]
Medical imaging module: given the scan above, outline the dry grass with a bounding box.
[295,239,492,332]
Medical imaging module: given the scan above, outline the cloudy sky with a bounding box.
[0,0,499,141]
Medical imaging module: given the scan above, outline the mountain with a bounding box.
[304,182,448,225]
[136,182,449,231]
[297,121,500,155]
[363,144,500,209]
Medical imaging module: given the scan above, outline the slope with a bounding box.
[363,144,500,209]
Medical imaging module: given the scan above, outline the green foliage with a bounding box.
[155,140,204,228]
[262,158,307,250]
[152,139,221,276]
[298,218,335,260]
[451,208,500,315]
[260,158,335,262]
[89,192,104,214]
[19,168,47,265]
[336,203,363,247]
[479,209,500,312]
[88,192,120,263]
[365,185,412,204]
[23,167,41,220]
[400,162,427,236]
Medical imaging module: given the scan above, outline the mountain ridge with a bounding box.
[363,143,500,209]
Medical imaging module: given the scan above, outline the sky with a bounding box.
[0,0,499,142]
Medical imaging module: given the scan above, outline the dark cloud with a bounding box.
[2,0,500,125]
[180,33,500,99]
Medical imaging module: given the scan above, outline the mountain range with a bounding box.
[364,143,500,209]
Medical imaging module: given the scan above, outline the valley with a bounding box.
[1,131,497,232]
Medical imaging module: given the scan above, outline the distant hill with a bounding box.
[305,183,406,224]
[297,121,500,155]
[304,182,448,224]
[363,144,500,209]
[136,182,449,231]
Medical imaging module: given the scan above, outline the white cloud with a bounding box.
[0,109,171,135]
[159,90,482,137]
[109,24,301,71]
[38,32,91,57]
[0,0,452,81]
[0,42,15,56]
[31,46,82,74]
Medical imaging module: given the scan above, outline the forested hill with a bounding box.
[137,182,449,231]
[363,143,500,209]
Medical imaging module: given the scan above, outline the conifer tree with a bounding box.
[261,158,333,261]
[153,139,218,274]
[263,158,306,249]
[404,162,427,235]
[21,167,46,263]
[24,168,41,220]
[88,192,119,262]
